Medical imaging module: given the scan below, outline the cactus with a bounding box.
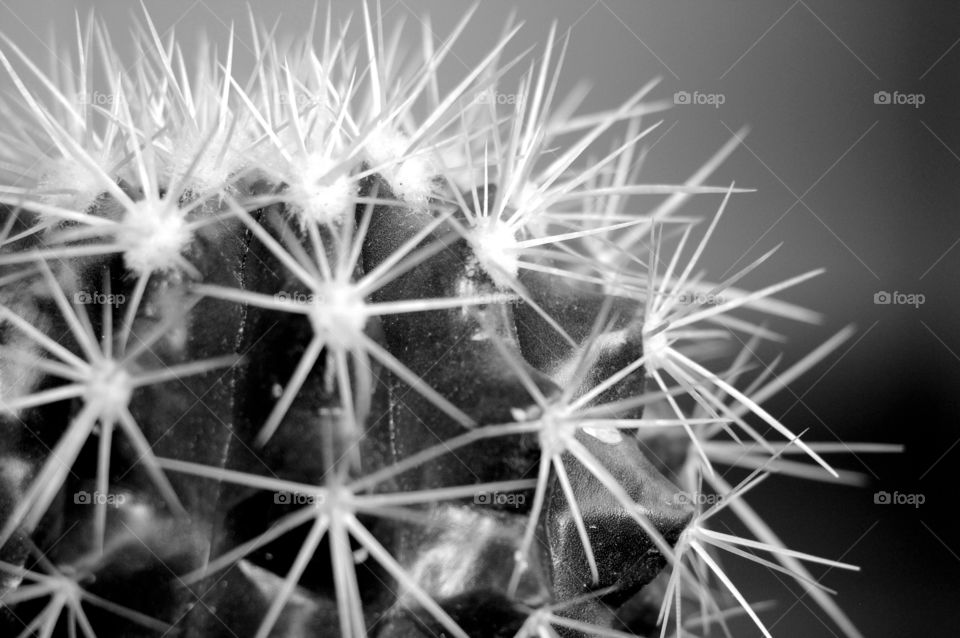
[0,6,898,638]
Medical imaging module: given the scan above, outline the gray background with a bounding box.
[1,1,957,635]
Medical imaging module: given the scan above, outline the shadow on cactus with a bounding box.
[0,5,900,638]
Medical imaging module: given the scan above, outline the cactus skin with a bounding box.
[0,7,896,638]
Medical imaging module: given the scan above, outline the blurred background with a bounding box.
[1,0,957,635]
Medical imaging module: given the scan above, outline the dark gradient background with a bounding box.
[1,1,957,636]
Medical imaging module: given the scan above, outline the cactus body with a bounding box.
[0,7,895,638]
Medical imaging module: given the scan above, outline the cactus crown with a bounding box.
[0,5,895,638]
